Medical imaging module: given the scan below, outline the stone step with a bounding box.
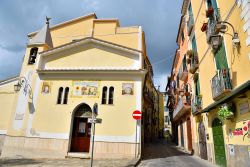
[66,152,90,159]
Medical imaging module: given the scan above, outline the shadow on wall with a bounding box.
[0,158,43,166]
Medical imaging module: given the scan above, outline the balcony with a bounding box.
[189,54,199,74]
[173,95,191,121]
[211,69,232,101]
[206,8,221,43]
[192,96,202,114]
[179,63,188,81]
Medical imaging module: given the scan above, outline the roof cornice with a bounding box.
[39,37,142,56]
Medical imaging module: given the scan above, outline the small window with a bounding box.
[57,87,63,104]
[63,87,69,104]
[108,87,114,104]
[101,86,107,104]
[28,47,38,64]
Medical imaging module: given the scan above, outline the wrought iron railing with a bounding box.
[190,53,199,74]
[178,62,188,81]
[206,8,221,43]
[211,69,232,100]
[192,96,202,114]
[173,96,184,119]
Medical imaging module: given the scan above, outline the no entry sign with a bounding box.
[132,110,142,120]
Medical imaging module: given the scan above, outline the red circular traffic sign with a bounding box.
[132,110,142,120]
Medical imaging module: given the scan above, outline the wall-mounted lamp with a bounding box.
[217,21,240,48]
[14,77,33,99]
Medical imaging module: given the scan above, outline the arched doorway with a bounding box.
[212,118,227,167]
[198,122,208,160]
[180,120,184,147]
[70,103,93,152]
[187,118,192,151]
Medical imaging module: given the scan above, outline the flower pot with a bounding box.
[206,7,214,18]
[187,58,191,64]
[201,23,208,32]
[187,50,193,58]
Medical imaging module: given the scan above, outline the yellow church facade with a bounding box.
[0,13,159,159]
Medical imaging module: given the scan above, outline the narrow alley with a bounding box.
[138,140,216,167]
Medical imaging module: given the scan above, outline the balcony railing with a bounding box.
[211,69,232,100]
[173,95,191,121]
[206,8,221,43]
[189,53,199,74]
[192,96,202,114]
[179,63,188,81]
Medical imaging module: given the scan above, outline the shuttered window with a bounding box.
[195,76,201,96]
[192,36,197,52]
[214,42,228,70]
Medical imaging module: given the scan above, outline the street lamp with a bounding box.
[216,21,240,48]
[14,76,33,99]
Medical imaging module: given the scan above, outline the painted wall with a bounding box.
[191,0,250,109]
[0,80,17,133]
[189,0,250,165]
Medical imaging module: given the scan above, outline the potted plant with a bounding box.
[206,6,214,18]
[218,104,234,120]
[187,50,194,58]
[201,22,208,32]
[187,57,191,64]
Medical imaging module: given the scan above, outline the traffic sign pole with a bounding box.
[135,120,137,158]
[89,103,98,167]
[132,110,141,158]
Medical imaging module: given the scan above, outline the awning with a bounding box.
[202,80,250,113]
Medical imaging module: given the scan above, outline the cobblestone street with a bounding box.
[138,140,217,167]
[0,158,137,167]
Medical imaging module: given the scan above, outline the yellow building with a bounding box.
[178,0,250,166]
[0,13,158,159]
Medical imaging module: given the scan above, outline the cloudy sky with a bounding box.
[0,0,182,91]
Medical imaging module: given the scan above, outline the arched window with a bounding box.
[108,87,114,104]
[63,87,69,104]
[28,47,38,64]
[57,87,63,104]
[101,86,107,104]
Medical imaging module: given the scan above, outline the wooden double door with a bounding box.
[70,117,91,152]
[212,118,227,167]
[198,122,208,160]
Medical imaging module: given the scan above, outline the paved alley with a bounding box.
[138,140,217,167]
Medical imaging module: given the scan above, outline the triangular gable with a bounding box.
[37,37,142,71]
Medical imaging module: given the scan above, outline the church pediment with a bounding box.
[37,37,142,71]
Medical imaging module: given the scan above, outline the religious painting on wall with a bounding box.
[41,82,51,94]
[122,83,134,95]
[72,81,99,97]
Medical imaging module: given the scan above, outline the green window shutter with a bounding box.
[188,4,194,24]
[195,77,201,96]
[192,36,197,52]
[215,42,228,70]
